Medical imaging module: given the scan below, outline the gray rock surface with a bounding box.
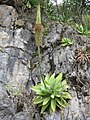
[0,4,90,120]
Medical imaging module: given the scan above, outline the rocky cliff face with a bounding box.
[0,5,90,120]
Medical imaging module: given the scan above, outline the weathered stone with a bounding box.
[15,19,25,27]
[12,112,30,120]
[0,4,90,120]
[0,84,15,119]
[0,5,17,28]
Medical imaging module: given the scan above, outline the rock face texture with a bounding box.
[0,5,90,120]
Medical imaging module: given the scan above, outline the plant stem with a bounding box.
[36,3,46,88]
[37,32,46,88]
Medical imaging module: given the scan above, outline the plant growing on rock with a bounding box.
[6,82,23,97]
[33,1,44,85]
[75,24,90,37]
[61,37,73,47]
[24,0,41,7]
[31,72,72,113]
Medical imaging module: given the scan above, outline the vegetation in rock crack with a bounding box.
[31,72,72,113]
[24,0,41,6]
[6,82,23,97]
[75,24,90,37]
[10,0,90,33]
[75,47,90,64]
[61,37,73,47]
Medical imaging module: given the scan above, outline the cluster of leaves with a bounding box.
[75,24,90,37]
[44,0,90,28]
[61,37,73,47]
[44,0,58,20]
[23,0,41,7]
[82,14,90,30]
[31,73,72,113]
[61,0,90,23]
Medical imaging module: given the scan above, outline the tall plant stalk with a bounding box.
[34,3,46,88]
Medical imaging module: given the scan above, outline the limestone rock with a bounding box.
[0,4,90,120]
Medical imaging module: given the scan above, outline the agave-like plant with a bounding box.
[61,37,73,47]
[31,72,72,113]
[75,24,90,37]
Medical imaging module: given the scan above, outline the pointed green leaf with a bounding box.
[60,97,68,107]
[43,97,50,105]
[41,103,49,113]
[36,90,47,96]
[51,93,55,98]
[33,96,44,104]
[56,94,61,97]
[61,43,67,47]
[80,25,84,32]
[45,74,50,82]
[49,73,55,81]
[56,98,65,107]
[62,92,72,99]
[56,97,67,107]
[49,105,53,114]
[56,72,63,82]
[68,42,73,45]
[31,84,41,91]
[51,99,56,112]
[56,103,62,109]
[61,80,69,89]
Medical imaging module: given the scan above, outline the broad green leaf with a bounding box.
[31,84,41,91]
[36,90,47,96]
[56,72,62,82]
[56,103,62,109]
[43,97,50,105]
[31,88,47,95]
[44,80,50,88]
[68,41,73,45]
[51,99,56,112]
[61,80,69,89]
[54,82,62,90]
[60,97,68,107]
[77,30,83,34]
[31,88,41,94]
[76,24,78,28]
[61,38,65,42]
[56,98,67,107]
[49,105,53,114]
[26,1,31,8]
[44,74,51,87]
[51,93,55,98]
[61,43,67,46]
[45,74,50,82]
[62,92,72,99]
[49,73,55,81]
[41,79,45,86]
[41,103,49,113]
[40,86,46,91]
[33,96,44,104]
[31,84,47,96]
[56,94,61,97]
[80,25,84,32]
[46,73,55,86]
[56,87,62,92]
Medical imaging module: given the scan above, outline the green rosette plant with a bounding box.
[31,72,72,113]
[61,37,73,47]
[75,24,90,37]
